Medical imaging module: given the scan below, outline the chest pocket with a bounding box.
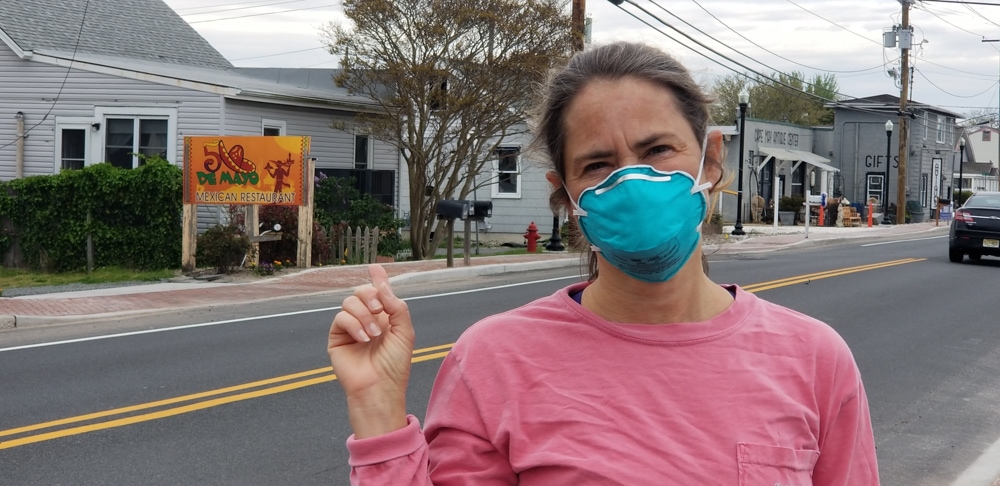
[737,442,819,486]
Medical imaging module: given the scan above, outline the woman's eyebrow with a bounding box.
[571,148,614,165]
[633,132,683,150]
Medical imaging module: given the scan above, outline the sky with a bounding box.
[161,0,1000,120]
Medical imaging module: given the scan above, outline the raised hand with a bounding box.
[328,264,415,438]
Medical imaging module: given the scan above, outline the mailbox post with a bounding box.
[435,200,492,267]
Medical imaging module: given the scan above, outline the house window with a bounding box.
[263,119,286,136]
[866,173,886,208]
[493,147,520,198]
[936,114,945,144]
[984,131,991,142]
[920,173,929,208]
[60,129,86,170]
[355,134,370,169]
[105,117,168,169]
[790,164,804,196]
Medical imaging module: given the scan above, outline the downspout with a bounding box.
[15,112,25,178]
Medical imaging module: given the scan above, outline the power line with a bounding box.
[187,4,336,24]
[689,0,888,74]
[783,0,883,46]
[612,1,848,108]
[230,46,326,61]
[0,0,92,152]
[178,0,315,17]
[611,0,965,128]
[636,0,877,107]
[915,67,999,98]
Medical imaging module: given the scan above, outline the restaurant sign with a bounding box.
[184,136,311,206]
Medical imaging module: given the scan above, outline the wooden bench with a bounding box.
[841,206,862,227]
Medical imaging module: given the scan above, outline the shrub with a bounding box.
[313,176,405,257]
[196,224,250,274]
[779,196,805,212]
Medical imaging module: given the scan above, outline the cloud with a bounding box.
[163,0,1000,116]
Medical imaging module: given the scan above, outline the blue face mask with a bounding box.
[570,142,713,283]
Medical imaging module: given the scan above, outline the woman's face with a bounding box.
[553,76,720,203]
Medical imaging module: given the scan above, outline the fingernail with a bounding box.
[367,323,382,336]
[355,329,371,343]
[368,299,381,311]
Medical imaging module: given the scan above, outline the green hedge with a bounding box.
[0,158,182,271]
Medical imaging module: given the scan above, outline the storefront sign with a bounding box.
[183,136,311,206]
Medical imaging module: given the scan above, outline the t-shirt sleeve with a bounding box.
[346,414,431,486]
[812,370,881,485]
[344,349,516,485]
[424,347,518,484]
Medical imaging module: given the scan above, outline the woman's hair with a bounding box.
[532,41,726,280]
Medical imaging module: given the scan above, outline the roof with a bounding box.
[0,0,232,70]
[0,1,381,112]
[826,94,964,119]
[234,68,343,93]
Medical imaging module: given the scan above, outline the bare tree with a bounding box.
[321,0,572,260]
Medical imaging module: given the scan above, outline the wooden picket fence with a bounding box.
[334,226,380,265]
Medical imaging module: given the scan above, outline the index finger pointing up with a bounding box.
[368,264,408,318]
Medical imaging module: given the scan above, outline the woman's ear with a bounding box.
[545,170,562,190]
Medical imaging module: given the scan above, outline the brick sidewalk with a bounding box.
[0,222,948,326]
[0,253,577,323]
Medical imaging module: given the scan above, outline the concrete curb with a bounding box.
[388,257,582,286]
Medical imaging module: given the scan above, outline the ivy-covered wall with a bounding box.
[0,159,182,271]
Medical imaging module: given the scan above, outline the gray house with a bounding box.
[715,118,836,226]
[0,0,401,228]
[828,95,962,220]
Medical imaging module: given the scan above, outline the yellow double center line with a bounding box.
[0,344,452,450]
[1,258,923,449]
[742,258,924,293]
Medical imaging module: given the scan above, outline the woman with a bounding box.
[328,42,879,485]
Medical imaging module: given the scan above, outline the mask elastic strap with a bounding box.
[692,132,714,194]
[565,183,588,217]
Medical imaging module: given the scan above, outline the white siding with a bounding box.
[0,47,222,180]
[224,99,399,171]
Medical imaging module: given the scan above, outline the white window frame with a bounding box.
[354,132,372,169]
[54,117,95,172]
[491,146,521,199]
[92,107,178,168]
[936,114,946,144]
[262,119,286,136]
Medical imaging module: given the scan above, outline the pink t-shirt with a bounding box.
[346,283,879,485]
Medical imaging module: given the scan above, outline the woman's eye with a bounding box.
[582,161,610,173]
[645,145,672,158]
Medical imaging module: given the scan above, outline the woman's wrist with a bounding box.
[346,391,408,439]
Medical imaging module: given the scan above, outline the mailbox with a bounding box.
[436,199,471,220]
[472,201,493,221]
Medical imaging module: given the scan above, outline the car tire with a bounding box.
[949,247,964,263]
[969,253,982,262]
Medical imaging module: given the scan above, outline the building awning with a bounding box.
[758,146,839,173]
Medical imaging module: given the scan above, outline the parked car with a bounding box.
[949,191,1000,263]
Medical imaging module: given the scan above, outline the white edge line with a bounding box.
[860,235,947,247]
[0,274,582,353]
[950,436,1000,486]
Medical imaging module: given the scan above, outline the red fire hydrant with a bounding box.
[524,221,541,253]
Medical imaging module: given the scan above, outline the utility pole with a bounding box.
[572,0,586,52]
[896,0,912,224]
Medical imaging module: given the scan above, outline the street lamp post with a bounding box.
[983,38,1000,192]
[958,137,966,207]
[883,120,893,225]
[732,89,750,236]
[545,213,564,251]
